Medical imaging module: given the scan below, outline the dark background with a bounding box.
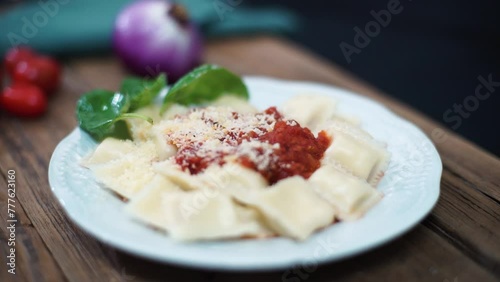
[249,0,500,156]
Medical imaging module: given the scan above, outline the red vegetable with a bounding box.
[0,84,47,117]
[4,46,35,75]
[113,0,203,80]
[12,56,61,94]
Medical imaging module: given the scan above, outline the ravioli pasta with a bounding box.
[82,94,391,241]
[309,165,382,220]
[321,121,390,186]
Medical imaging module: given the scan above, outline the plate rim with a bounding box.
[48,76,442,270]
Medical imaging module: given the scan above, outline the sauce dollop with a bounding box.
[242,119,330,184]
[174,107,331,184]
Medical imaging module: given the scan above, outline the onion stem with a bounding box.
[168,4,189,26]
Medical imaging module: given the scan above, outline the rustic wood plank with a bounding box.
[424,169,500,272]
[64,56,128,91]
[72,225,497,282]
[0,163,66,282]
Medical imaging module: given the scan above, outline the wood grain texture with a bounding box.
[425,170,500,270]
[91,225,497,282]
[0,164,66,282]
[0,36,498,281]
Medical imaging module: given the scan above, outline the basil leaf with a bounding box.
[76,90,132,141]
[120,73,167,111]
[161,64,248,112]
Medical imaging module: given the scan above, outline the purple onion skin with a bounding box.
[113,0,203,81]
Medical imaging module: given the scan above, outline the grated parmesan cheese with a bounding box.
[155,107,282,173]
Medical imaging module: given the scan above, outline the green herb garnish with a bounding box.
[120,73,166,111]
[76,74,166,141]
[161,64,249,113]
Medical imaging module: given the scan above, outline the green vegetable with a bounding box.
[161,64,248,113]
[76,73,166,141]
[120,74,166,111]
[76,90,153,141]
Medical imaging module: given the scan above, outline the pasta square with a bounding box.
[309,165,382,221]
[235,176,336,240]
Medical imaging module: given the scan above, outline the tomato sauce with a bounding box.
[246,120,330,184]
[175,107,331,184]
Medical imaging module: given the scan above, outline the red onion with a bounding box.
[113,0,203,80]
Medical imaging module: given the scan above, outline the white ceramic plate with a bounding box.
[49,77,441,270]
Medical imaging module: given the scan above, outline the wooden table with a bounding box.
[1,37,499,282]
